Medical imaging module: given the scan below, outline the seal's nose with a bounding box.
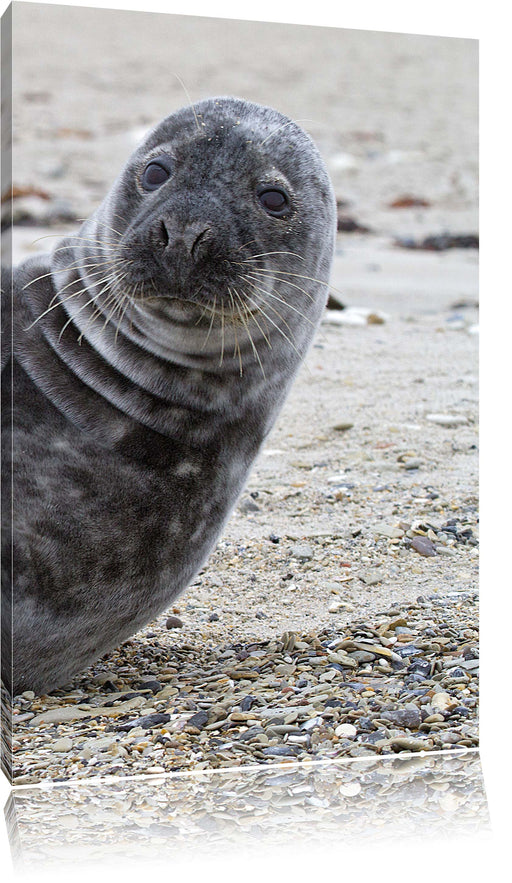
[156,219,213,262]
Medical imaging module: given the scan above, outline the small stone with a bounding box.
[359,570,382,586]
[426,413,468,427]
[301,716,323,731]
[431,692,457,713]
[166,615,183,629]
[138,679,162,693]
[185,710,209,730]
[52,737,74,752]
[238,497,261,513]
[290,544,314,561]
[382,705,421,729]
[389,737,430,752]
[21,691,35,701]
[403,458,423,470]
[208,612,220,621]
[332,421,354,432]
[335,723,357,739]
[328,601,344,613]
[376,524,405,539]
[349,650,375,663]
[118,712,171,731]
[261,746,296,757]
[339,782,361,797]
[411,536,437,557]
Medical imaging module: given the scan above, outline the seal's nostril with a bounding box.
[190,227,210,260]
[159,220,169,247]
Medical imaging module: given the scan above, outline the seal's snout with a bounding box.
[155,217,214,264]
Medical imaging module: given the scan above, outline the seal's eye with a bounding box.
[257,186,291,218]
[141,157,173,191]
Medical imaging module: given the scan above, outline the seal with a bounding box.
[1,96,336,695]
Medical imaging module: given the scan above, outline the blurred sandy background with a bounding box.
[10,2,477,245]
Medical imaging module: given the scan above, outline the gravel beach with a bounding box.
[4,5,478,785]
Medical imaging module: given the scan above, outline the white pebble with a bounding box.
[335,723,357,739]
[52,737,74,753]
[339,782,361,797]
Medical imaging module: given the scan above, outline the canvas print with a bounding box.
[1,3,478,787]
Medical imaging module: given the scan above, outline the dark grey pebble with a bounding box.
[208,613,220,622]
[117,713,171,732]
[411,537,437,557]
[262,746,297,757]
[382,706,422,729]
[240,695,257,712]
[395,644,421,658]
[138,680,162,693]
[408,660,432,677]
[166,615,183,629]
[238,727,265,742]
[186,710,209,730]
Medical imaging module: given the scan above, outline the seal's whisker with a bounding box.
[59,270,125,341]
[231,287,266,379]
[239,267,318,302]
[100,272,134,333]
[41,259,129,319]
[200,294,218,350]
[172,72,202,134]
[58,288,112,342]
[236,239,259,253]
[242,300,273,350]
[77,288,121,344]
[22,256,128,291]
[219,302,226,368]
[53,263,125,305]
[24,287,87,330]
[237,250,305,263]
[244,265,342,300]
[227,288,244,376]
[26,264,126,330]
[242,274,315,325]
[76,218,125,240]
[242,291,302,359]
[51,235,130,251]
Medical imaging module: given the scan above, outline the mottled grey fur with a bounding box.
[1,97,336,695]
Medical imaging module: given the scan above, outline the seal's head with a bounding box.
[52,97,336,373]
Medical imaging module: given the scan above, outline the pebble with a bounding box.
[426,413,468,427]
[52,738,74,753]
[376,524,405,539]
[332,422,354,432]
[381,705,422,729]
[165,615,183,629]
[411,536,437,557]
[358,570,382,586]
[403,458,423,470]
[335,724,357,739]
[290,544,314,561]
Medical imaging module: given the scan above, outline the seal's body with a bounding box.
[2,97,336,694]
